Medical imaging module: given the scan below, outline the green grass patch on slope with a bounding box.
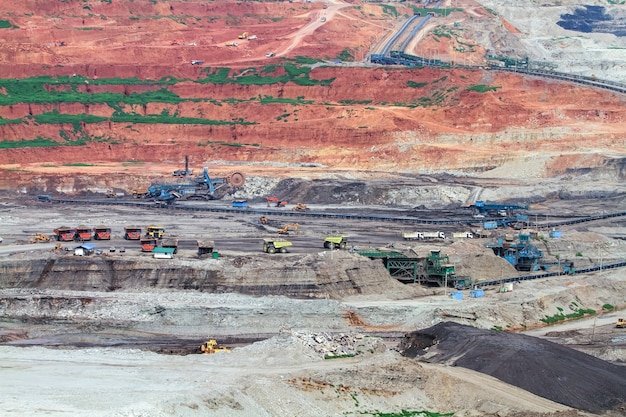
[467,84,501,93]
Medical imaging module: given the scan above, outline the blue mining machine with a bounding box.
[471,200,529,217]
[148,167,246,205]
[486,233,543,271]
[485,233,573,273]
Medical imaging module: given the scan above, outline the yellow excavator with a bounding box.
[278,223,299,235]
[238,32,248,39]
[201,339,231,354]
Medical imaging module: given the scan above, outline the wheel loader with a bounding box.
[29,233,51,243]
[200,339,231,354]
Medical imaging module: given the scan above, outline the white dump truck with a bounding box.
[452,232,474,239]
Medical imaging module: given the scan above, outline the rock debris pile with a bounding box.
[291,331,381,358]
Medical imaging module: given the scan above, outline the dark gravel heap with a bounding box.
[399,322,626,414]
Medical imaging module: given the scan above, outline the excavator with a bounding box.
[200,339,231,354]
[29,233,51,243]
[238,32,248,39]
[278,223,299,235]
[266,197,287,207]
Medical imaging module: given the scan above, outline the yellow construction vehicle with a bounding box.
[278,223,299,235]
[52,243,63,252]
[146,225,165,239]
[29,233,51,243]
[201,339,231,354]
[292,203,308,211]
[238,32,248,39]
[616,318,626,328]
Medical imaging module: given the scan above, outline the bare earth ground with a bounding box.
[0,189,625,417]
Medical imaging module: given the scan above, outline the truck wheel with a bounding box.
[339,242,346,249]
[268,246,276,254]
[324,241,330,249]
[280,247,287,253]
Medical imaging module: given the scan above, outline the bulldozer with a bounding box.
[278,223,299,235]
[29,233,51,243]
[616,318,626,329]
[200,339,231,354]
[292,203,308,211]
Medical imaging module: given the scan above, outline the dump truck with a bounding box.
[124,226,142,240]
[161,238,179,254]
[200,339,230,354]
[74,225,93,241]
[132,188,150,199]
[93,226,111,240]
[324,235,349,249]
[263,239,292,254]
[141,237,158,252]
[106,190,124,198]
[197,240,215,256]
[452,232,473,239]
[54,227,76,242]
[146,226,165,239]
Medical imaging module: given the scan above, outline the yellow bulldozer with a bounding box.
[278,223,299,235]
[200,339,231,354]
[29,233,51,243]
[292,203,308,211]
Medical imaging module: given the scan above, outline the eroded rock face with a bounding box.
[0,252,408,299]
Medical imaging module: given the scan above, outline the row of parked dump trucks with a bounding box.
[44,225,165,242]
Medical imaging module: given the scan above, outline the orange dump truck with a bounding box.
[54,227,75,242]
[124,226,142,240]
[141,237,158,252]
[93,226,112,240]
[74,225,93,241]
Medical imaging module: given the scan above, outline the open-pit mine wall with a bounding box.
[0,253,400,299]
